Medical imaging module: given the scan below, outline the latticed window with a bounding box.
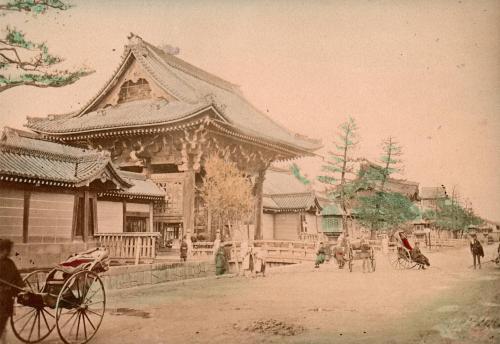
[322,217,340,232]
[118,78,151,103]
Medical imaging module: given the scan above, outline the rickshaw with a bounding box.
[5,247,108,344]
[388,230,421,269]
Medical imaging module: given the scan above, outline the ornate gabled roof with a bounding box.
[26,34,321,154]
[0,128,131,189]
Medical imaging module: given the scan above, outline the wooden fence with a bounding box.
[95,232,160,265]
[190,240,318,263]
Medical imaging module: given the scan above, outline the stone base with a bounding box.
[101,261,216,290]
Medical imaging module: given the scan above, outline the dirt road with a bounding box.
[6,245,500,344]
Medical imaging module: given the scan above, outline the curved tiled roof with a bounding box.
[26,34,321,154]
[0,128,130,188]
[263,168,320,212]
[27,100,208,134]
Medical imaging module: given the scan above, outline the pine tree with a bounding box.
[317,117,359,235]
[0,1,93,92]
[355,137,417,238]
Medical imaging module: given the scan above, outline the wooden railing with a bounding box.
[298,233,319,242]
[190,240,318,263]
[95,232,160,265]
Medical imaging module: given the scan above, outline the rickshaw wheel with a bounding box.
[388,251,400,269]
[55,270,106,344]
[11,270,56,343]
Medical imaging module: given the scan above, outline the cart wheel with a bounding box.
[55,270,105,344]
[11,270,56,343]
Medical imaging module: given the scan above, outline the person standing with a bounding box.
[215,245,227,276]
[470,235,484,269]
[360,237,371,273]
[315,242,326,268]
[180,238,188,262]
[0,239,25,343]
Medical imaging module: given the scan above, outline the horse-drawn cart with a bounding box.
[4,248,108,344]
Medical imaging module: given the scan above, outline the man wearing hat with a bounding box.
[470,234,484,269]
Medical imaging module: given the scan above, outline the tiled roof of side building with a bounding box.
[26,34,321,153]
[111,171,165,199]
[0,128,131,189]
[263,168,319,211]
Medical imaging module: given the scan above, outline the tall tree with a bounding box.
[317,117,359,235]
[355,137,417,238]
[0,0,93,92]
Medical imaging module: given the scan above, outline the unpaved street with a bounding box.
[7,245,500,344]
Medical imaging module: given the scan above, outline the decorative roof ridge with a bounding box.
[130,44,201,104]
[144,41,239,93]
[76,50,135,117]
[0,142,110,164]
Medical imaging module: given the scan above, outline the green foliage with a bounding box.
[290,163,310,185]
[354,137,416,233]
[355,192,419,231]
[0,1,92,92]
[422,199,484,232]
[0,68,91,87]
[317,117,359,200]
[4,0,69,14]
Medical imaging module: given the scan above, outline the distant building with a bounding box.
[420,186,447,210]
[262,168,324,241]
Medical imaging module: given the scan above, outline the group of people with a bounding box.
[213,239,266,277]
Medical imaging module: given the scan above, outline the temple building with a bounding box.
[25,33,321,242]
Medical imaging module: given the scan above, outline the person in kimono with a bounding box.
[215,245,227,276]
[180,238,188,262]
[253,247,266,277]
[315,242,327,268]
[410,241,430,269]
[0,239,25,343]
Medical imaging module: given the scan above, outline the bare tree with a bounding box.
[200,154,254,241]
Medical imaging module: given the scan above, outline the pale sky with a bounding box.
[0,0,499,221]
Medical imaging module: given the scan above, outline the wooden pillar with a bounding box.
[183,169,195,241]
[149,203,154,232]
[22,191,31,243]
[71,193,79,241]
[122,200,127,233]
[254,169,265,240]
[92,196,98,237]
[83,191,89,242]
